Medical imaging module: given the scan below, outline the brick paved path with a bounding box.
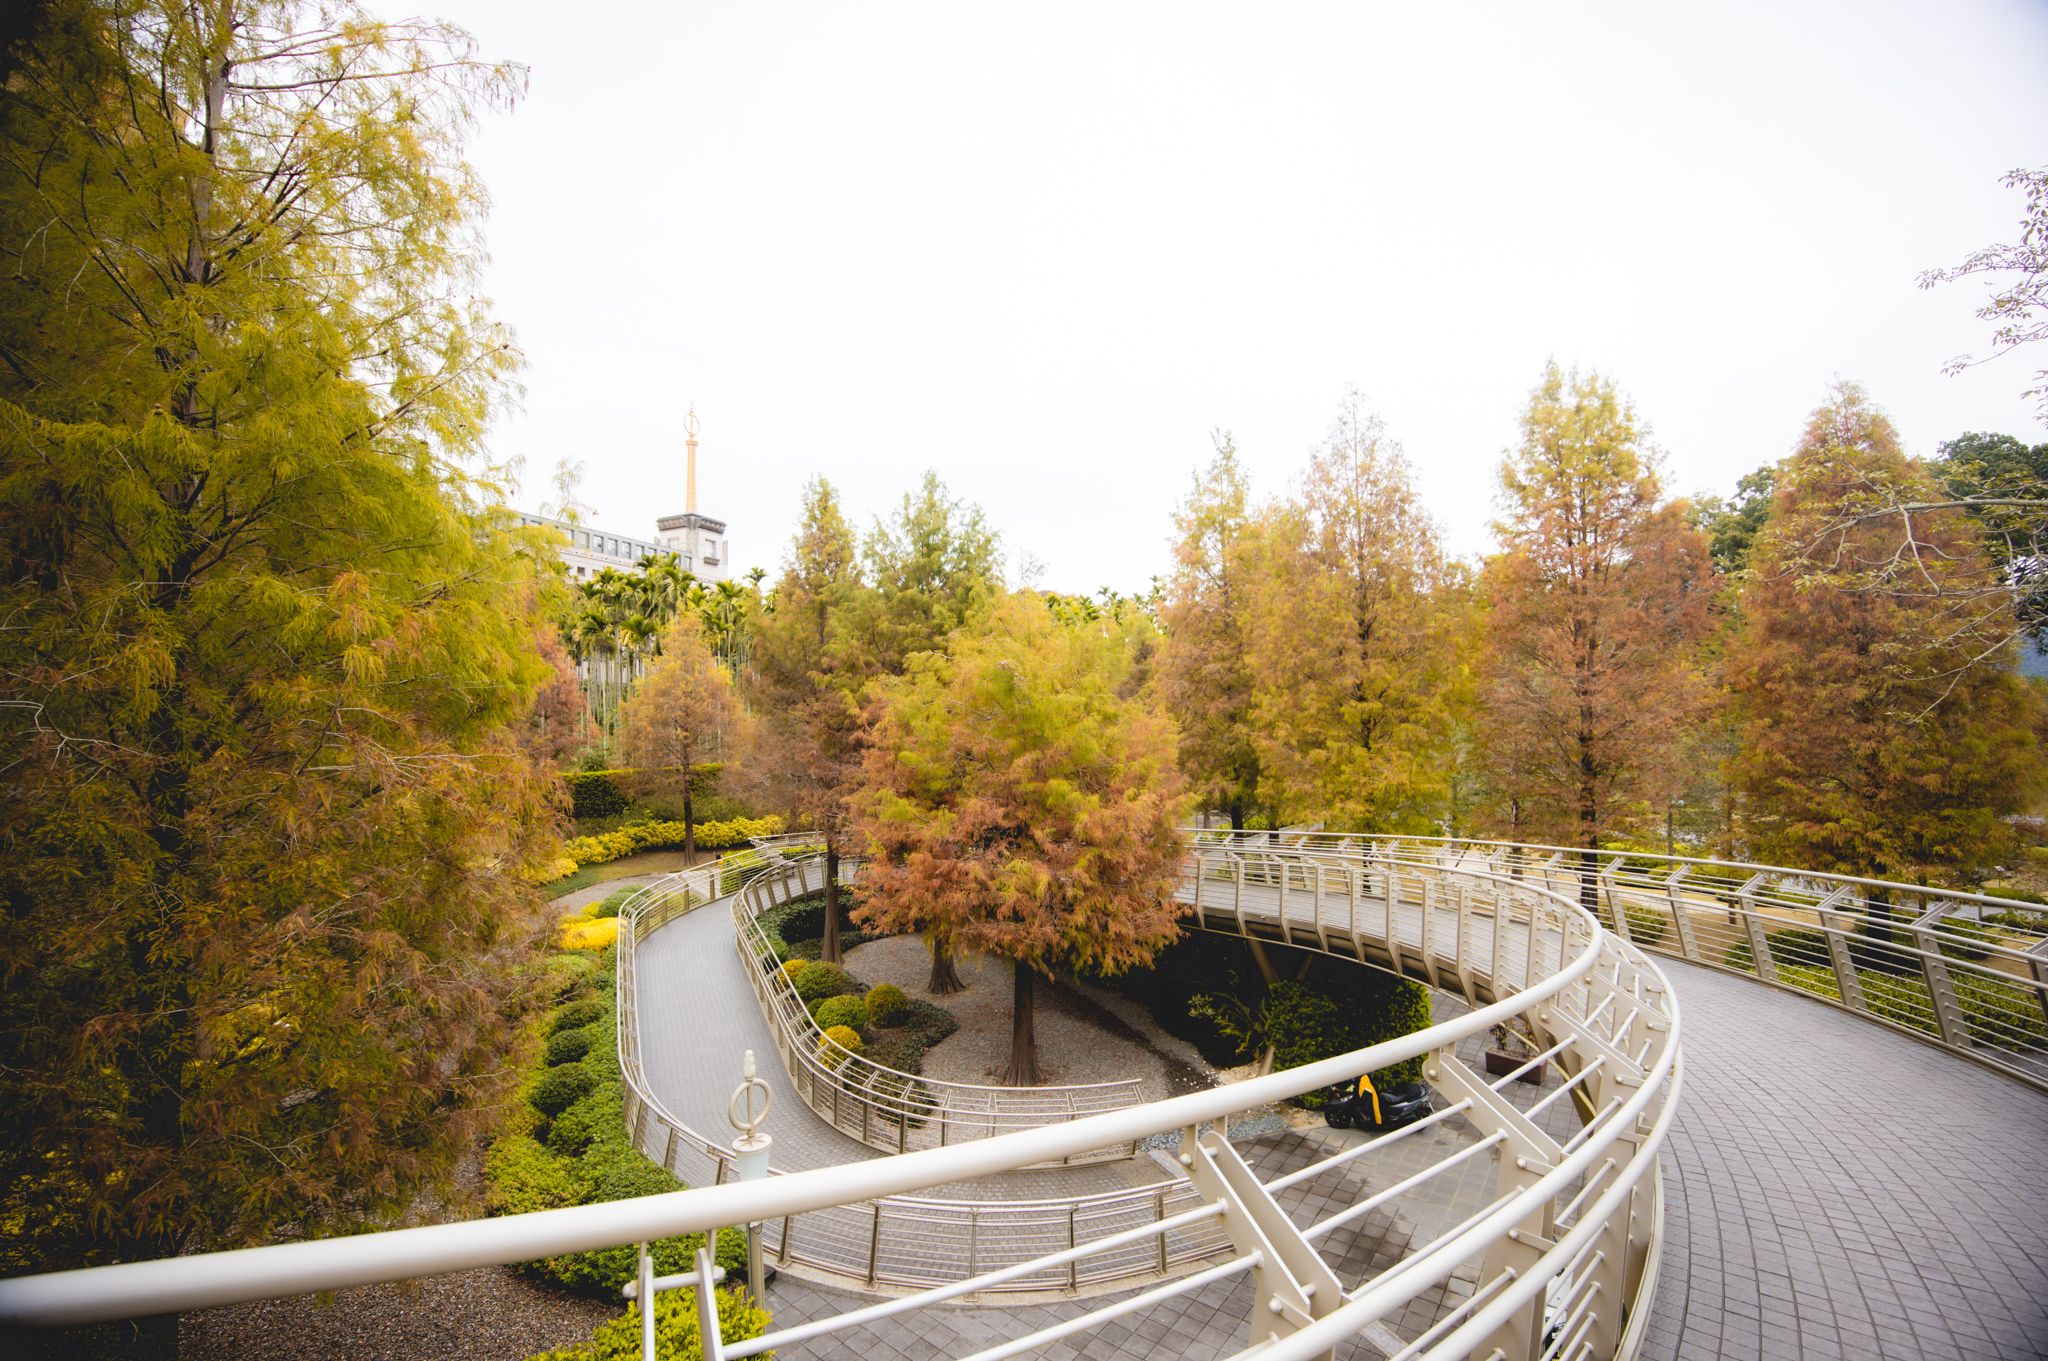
[638,883,2048,1359]
[1639,959,2048,1361]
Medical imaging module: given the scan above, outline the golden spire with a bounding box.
[685,406,700,514]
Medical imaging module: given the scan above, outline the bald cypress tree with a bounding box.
[0,1,555,1310]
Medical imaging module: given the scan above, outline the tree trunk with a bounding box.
[682,778,696,860]
[1000,962,1042,1086]
[821,841,842,965]
[927,932,965,995]
[1229,800,1245,832]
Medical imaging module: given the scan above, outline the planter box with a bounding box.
[1483,1048,1545,1084]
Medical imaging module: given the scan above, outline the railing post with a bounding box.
[1154,1190,1170,1274]
[1738,878,1775,982]
[1066,1205,1079,1290]
[1663,866,1698,959]
[1908,899,1971,1050]
[1816,890,1866,1013]
[867,1203,883,1286]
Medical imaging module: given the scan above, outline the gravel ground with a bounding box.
[175,1154,618,1361]
[840,937,1217,1102]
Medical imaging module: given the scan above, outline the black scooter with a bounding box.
[1320,1073,1433,1131]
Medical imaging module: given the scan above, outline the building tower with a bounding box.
[657,406,730,581]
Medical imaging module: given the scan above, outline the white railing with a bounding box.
[731,856,1146,1160]
[0,834,1683,1361]
[1192,830,2048,1092]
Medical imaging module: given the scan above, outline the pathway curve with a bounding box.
[1639,958,2048,1361]
[634,883,2048,1359]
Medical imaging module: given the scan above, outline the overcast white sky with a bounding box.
[415,1,2048,592]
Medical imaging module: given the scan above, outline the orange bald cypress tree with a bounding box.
[1478,365,1716,858]
[1728,385,2044,883]
[851,594,1189,1085]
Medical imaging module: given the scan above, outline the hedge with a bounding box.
[483,949,750,1301]
[565,770,631,820]
[544,1028,594,1066]
[562,815,785,869]
[528,1283,770,1361]
[819,1025,863,1068]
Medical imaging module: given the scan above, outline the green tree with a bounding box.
[1477,365,1716,859]
[0,0,551,1318]
[857,471,1003,670]
[1155,437,1262,828]
[1934,431,2048,647]
[1729,386,2045,883]
[851,593,1189,1084]
[1690,464,1779,578]
[746,479,868,964]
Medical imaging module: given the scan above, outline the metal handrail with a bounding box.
[729,856,1146,1158]
[1189,830,2048,1089]
[1,836,1680,1361]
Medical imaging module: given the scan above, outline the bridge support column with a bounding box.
[1180,1126,1343,1358]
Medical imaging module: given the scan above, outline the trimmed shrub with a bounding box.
[1723,927,1832,975]
[550,998,607,1035]
[813,994,868,1033]
[565,770,630,820]
[558,916,620,951]
[583,888,637,920]
[546,1079,624,1157]
[525,1281,769,1361]
[563,815,786,870]
[546,951,603,1002]
[864,1032,927,1073]
[818,1025,863,1069]
[484,1135,580,1217]
[1934,916,1997,962]
[529,1063,598,1118]
[865,984,909,1025]
[896,998,959,1048]
[780,959,808,984]
[543,1027,594,1067]
[793,961,857,1005]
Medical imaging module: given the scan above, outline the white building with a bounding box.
[517,410,734,583]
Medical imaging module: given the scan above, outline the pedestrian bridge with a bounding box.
[2,833,2044,1361]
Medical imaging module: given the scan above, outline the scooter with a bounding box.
[1320,1072,1433,1131]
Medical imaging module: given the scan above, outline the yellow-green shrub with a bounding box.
[561,815,785,869]
[818,1025,863,1069]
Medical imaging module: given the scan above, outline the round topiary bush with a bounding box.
[529,1062,598,1117]
[543,1027,594,1067]
[818,1024,863,1069]
[793,960,857,1005]
[865,983,909,1025]
[780,959,808,984]
[548,998,606,1035]
[814,994,868,1034]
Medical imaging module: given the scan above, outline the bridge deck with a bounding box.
[632,883,2048,1359]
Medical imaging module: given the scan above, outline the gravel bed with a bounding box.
[840,936,1216,1102]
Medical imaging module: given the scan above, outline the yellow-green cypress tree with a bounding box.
[0,0,556,1293]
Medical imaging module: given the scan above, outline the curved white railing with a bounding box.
[1193,830,2048,1092]
[0,834,1685,1361]
[731,856,1146,1160]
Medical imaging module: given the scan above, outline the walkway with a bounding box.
[1639,959,2048,1361]
[634,886,2048,1359]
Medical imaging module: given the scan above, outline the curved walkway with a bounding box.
[1641,959,2048,1361]
[636,892,2048,1359]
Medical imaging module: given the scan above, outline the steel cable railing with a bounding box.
[2,834,1684,1361]
[1189,830,2048,1090]
[730,856,1145,1160]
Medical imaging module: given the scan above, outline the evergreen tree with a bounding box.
[0,0,552,1311]
[621,615,744,857]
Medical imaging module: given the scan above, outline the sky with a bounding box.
[409,1,2048,592]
